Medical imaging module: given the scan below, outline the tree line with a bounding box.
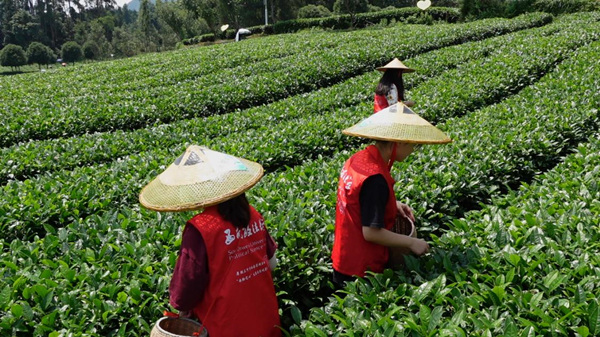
[0,0,422,68]
[6,0,590,70]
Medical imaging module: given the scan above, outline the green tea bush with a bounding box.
[291,35,600,337]
[533,0,600,14]
[273,7,460,33]
[0,18,536,185]
[0,13,550,148]
[0,13,572,243]
[3,13,598,336]
[296,130,600,335]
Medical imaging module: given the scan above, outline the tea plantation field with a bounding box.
[1,11,599,336]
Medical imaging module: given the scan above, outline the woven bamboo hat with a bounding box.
[139,145,264,212]
[343,102,451,144]
[376,58,415,73]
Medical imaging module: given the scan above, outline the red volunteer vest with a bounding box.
[190,206,281,337]
[374,94,389,113]
[332,145,398,277]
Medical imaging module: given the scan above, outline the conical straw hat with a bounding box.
[376,58,415,73]
[343,102,451,144]
[139,145,264,212]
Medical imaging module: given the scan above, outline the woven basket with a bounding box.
[388,215,416,270]
[150,317,207,337]
[392,215,415,237]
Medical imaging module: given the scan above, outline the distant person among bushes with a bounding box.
[374,58,415,113]
[235,28,252,41]
[331,102,451,287]
[139,145,281,337]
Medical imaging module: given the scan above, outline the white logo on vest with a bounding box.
[224,229,236,245]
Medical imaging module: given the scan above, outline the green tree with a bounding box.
[237,0,267,27]
[136,0,166,51]
[333,0,369,26]
[4,10,39,48]
[333,0,369,14]
[157,2,186,39]
[460,0,507,19]
[120,4,136,25]
[370,0,410,7]
[95,15,116,41]
[158,0,206,39]
[37,0,66,49]
[219,0,238,32]
[111,26,142,57]
[269,0,310,21]
[1,0,18,48]
[45,45,57,65]
[82,40,100,60]
[138,0,151,38]
[298,4,332,18]
[73,21,90,46]
[88,20,112,58]
[0,43,27,71]
[181,0,220,34]
[26,41,51,69]
[314,0,336,10]
[61,41,83,64]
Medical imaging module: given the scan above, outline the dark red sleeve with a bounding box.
[169,223,208,311]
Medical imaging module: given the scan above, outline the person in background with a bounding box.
[331,102,452,287]
[374,58,415,113]
[140,145,281,337]
[235,28,252,41]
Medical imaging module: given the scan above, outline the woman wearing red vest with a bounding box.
[374,58,415,113]
[140,145,281,337]
[332,102,452,287]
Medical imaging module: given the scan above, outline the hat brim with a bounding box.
[376,66,415,73]
[342,103,452,144]
[139,148,264,212]
[343,127,450,144]
[376,58,415,73]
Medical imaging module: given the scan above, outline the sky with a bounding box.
[115,0,131,7]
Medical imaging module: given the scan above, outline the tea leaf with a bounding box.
[428,306,443,331]
[21,302,33,321]
[0,286,10,310]
[290,306,302,325]
[41,311,57,327]
[589,300,599,335]
[577,326,590,337]
[543,271,566,292]
[504,317,518,337]
[10,303,23,318]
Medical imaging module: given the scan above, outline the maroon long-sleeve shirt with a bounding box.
[169,222,277,311]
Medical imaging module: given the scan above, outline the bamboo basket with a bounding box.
[388,215,417,270]
[392,215,415,237]
[150,317,207,337]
